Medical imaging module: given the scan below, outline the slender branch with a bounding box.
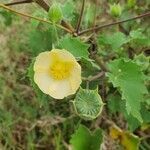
[34,0,49,12]
[0,4,73,34]
[78,11,150,35]
[61,20,75,33]
[92,54,108,72]
[5,0,32,6]
[34,0,75,32]
[76,0,85,33]
[83,71,105,82]
[3,0,75,33]
[4,0,49,12]
[92,0,98,31]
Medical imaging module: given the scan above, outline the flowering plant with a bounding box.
[0,0,149,149]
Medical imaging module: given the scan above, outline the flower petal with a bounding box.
[34,51,52,72]
[51,49,77,62]
[69,63,82,93]
[34,72,53,94]
[49,80,72,99]
[34,72,74,99]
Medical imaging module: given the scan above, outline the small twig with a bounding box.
[61,20,76,33]
[78,11,150,35]
[104,53,117,61]
[0,4,73,34]
[5,0,32,6]
[4,0,49,12]
[82,71,105,82]
[92,0,98,32]
[63,141,72,150]
[34,0,49,12]
[88,71,104,81]
[76,0,85,33]
[3,0,75,33]
[118,23,135,58]
[92,54,108,72]
[141,135,150,140]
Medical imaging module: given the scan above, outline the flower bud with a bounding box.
[127,0,136,8]
[48,3,63,23]
[110,3,122,18]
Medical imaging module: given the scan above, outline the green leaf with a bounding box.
[129,29,150,47]
[70,124,103,150]
[130,29,146,39]
[107,59,148,122]
[73,88,104,120]
[107,94,126,114]
[127,0,136,8]
[98,32,129,51]
[107,94,150,131]
[80,58,100,77]
[48,3,63,23]
[0,10,14,26]
[107,94,140,131]
[140,103,150,123]
[29,26,54,56]
[84,3,96,28]
[124,103,150,131]
[80,58,101,89]
[31,10,48,28]
[59,35,90,58]
[134,53,150,71]
[62,0,75,20]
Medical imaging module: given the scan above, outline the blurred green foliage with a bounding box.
[0,0,149,149]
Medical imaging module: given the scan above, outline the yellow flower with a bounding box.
[33,49,82,99]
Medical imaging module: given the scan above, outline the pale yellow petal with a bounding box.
[69,62,82,93]
[34,72,53,94]
[34,51,52,72]
[51,49,77,62]
[48,80,72,99]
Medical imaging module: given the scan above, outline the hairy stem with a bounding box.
[93,55,108,72]
[34,0,49,12]
[83,71,105,82]
[5,0,32,6]
[78,11,150,35]
[3,0,75,33]
[4,0,49,11]
[76,0,85,33]
[0,4,73,34]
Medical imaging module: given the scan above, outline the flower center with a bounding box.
[50,61,73,80]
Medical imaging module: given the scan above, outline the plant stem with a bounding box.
[3,1,76,34]
[4,0,49,12]
[5,0,32,6]
[83,71,105,82]
[53,24,59,46]
[34,0,49,12]
[35,0,75,33]
[76,0,85,33]
[0,4,73,34]
[93,55,108,72]
[92,0,98,31]
[78,11,150,35]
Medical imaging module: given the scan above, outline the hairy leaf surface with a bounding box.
[107,59,148,122]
